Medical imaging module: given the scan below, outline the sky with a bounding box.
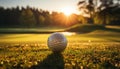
[0,0,80,14]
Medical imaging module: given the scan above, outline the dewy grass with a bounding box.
[0,26,120,69]
[0,42,120,69]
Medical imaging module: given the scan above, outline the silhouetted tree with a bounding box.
[95,0,120,25]
[38,15,45,26]
[97,0,113,24]
[32,7,41,26]
[0,5,90,27]
[19,7,36,27]
[78,0,95,23]
[78,0,120,25]
[0,7,5,27]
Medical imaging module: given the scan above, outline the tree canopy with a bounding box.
[78,0,120,25]
[0,6,80,28]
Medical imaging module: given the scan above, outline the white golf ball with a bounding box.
[47,32,67,52]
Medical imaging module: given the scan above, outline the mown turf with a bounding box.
[0,25,120,69]
[66,24,120,33]
[0,27,64,34]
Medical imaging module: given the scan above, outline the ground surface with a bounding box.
[0,25,120,69]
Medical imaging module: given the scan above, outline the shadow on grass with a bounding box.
[30,53,64,69]
[66,24,106,33]
[105,27,120,33]
[0,24,119,34]
[67,25,120,33]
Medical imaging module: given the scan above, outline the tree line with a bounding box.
[0,6,80,28]
[0,0,120,28]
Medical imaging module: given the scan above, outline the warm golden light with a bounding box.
[60,32,76,36]
[61,7,74,16]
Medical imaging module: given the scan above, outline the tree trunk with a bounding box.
[103,11,106,25]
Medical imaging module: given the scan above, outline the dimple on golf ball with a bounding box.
[47,32,67,52]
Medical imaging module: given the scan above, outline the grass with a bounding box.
[0,25,120,69]
[0,26,65,33]
[66,24,120,33]
[65,24,106,33]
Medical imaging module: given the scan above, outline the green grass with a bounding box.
[0,26,65,33]
[66,24,120,33]
[0,25,120,69]
[65,24,106,33]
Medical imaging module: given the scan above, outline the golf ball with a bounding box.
[47,32,67,52]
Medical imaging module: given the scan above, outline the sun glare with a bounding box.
[61,7,74,16]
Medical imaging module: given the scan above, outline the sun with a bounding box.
[61,7,74,16]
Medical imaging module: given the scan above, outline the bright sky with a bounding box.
[0,0,80,14]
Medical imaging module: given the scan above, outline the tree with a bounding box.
[78,0,120,25]
[41,11,52,26]
[0,7,5,27]
[38,15,45,26]
[51,12,65,26]
[95,0,120,25]
[19,8,36,27]
[78,0,95,23]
